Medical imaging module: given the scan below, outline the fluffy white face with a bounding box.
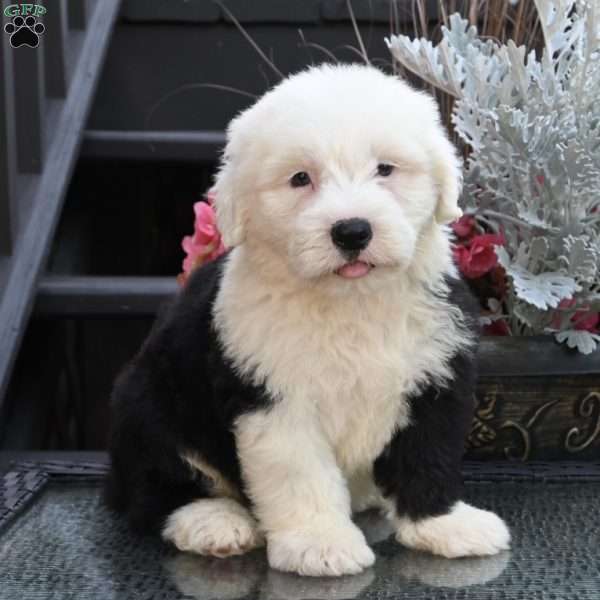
[214,65,462,289]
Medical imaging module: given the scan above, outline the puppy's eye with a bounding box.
[377,163,395,177]
[290,172,311,188]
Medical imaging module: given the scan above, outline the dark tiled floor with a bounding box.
[0,481,599,599]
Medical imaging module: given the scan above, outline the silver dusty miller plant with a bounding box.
[388,0,600,353]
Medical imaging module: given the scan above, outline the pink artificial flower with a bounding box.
[451,215,476,239]
[178,196,226,286]
[453,233,505,279]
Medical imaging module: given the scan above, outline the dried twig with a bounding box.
[213,0,284,79]
[346,0,371,65]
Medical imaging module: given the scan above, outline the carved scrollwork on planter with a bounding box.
[565,392,600,453]
[499,399,558,461]
[469,386,600,460]
[468,394,498,449]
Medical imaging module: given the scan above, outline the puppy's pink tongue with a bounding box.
[336,261,372,279]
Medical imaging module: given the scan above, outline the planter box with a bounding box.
[466,337,600,461]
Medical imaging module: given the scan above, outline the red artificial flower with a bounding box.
[178,194,226,286]
[451,215,476,239]
[453,233,505,279]
[551,300,598,333]
[572,311,600,333]
[483,319,511,336]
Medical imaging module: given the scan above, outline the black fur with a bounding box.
[107,256,480,534]
[373,277,480,520]
[106,253,270,532]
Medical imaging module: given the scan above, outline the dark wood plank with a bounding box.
[34,276,177,316]
[0,0,122,402]
[478,336,600,377]
[121,0,220,22]
[13,47,45,173]
[321,0,439,22]
[68,0,87,29]
[0,31,17,255]
[222,0,321,23]
[119,0,434,24]
[81,129,226,161]
[44,0,68,97]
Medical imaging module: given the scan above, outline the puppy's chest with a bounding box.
[285,317,416,471]
[220,298,433,472]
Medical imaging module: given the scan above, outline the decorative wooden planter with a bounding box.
[466,337,600,461]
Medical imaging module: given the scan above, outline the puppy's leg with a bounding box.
[235,404,375,577]
[374,363,510,558]
[163,497,264,557]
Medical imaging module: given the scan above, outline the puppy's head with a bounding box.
[214,64,461,286]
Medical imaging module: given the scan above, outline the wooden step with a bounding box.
[34,275,177,317]
[81,130,225,162]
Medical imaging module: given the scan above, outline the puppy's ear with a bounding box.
[431,132,463,225]
[213,156,245,248]
[213,114,249,247]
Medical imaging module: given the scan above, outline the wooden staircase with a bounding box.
[0,0,121,400]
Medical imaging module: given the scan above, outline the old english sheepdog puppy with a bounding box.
[107,64,510,577]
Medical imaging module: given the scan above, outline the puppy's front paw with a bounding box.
[163,498,264,558]
[267,522,375,577]
[395,501,510,558]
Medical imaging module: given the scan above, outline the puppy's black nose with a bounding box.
[331,218,373,252]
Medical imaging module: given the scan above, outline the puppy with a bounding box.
[106,64,510,577]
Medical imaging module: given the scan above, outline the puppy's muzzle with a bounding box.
[331,219,373,254]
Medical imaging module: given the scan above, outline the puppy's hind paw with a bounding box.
[163,498,264,558]
[267,522,375,577]
[395,501,510,558]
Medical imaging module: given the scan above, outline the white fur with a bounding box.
[267,519,376,577]
[395,501,511,558]
[206,65,500,576]
[162,498,264,557]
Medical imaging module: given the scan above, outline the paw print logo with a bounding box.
[4,15,45,48]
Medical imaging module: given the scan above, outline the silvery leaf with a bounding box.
[555,330,600,354]
[559,236,599,281]
[505,265,580,309]
[386,35,463,97]
[534,0,582,59]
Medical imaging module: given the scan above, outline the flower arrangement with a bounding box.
[387,0,600,353]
